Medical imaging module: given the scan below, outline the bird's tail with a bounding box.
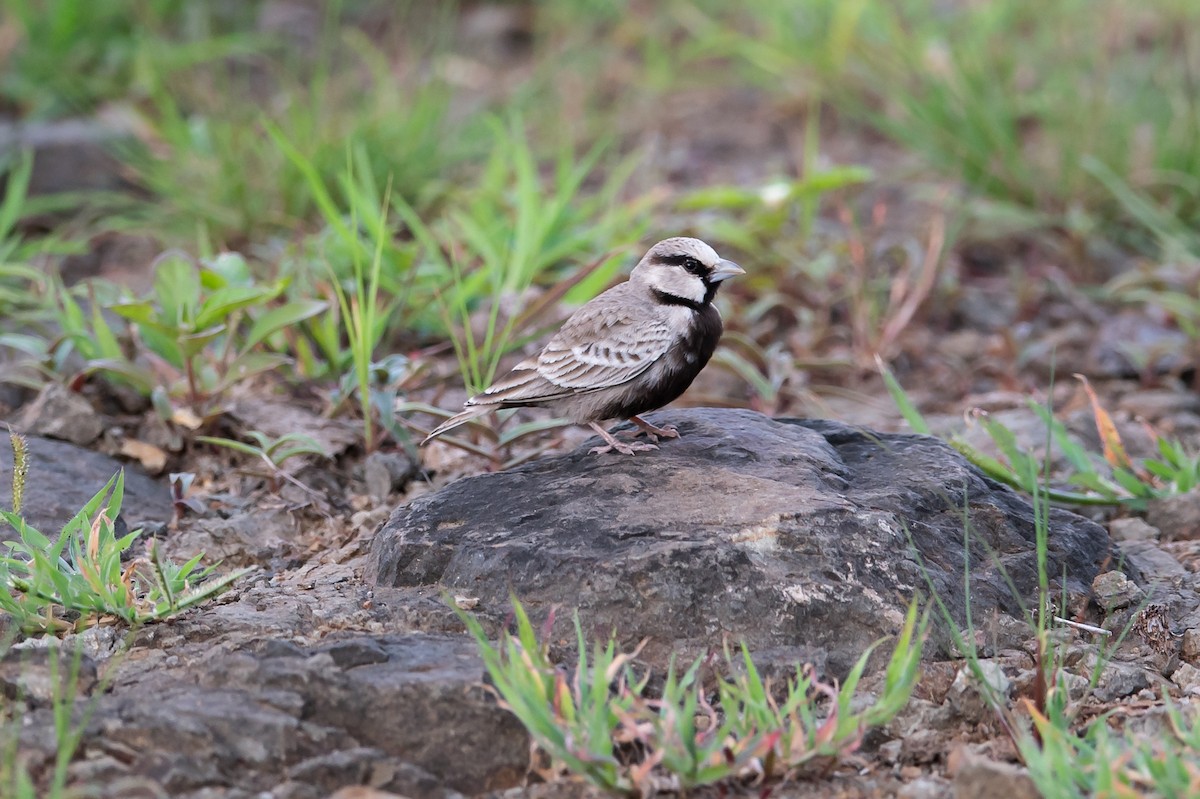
[420,405,491,446]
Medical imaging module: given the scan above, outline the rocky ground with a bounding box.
[3,388,1200,798]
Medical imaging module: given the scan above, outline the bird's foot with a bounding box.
[588,422,659,455]
[629,415,679,443]
[589,439,659,456]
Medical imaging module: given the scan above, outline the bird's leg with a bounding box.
[588,422,658,455]
[628,415,680,443]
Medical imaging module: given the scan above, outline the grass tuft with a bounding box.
[1,432,252,634]
[457,595,926,793]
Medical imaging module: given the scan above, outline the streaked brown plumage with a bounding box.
[421,237,744,454]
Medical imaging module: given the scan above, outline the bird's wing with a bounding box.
[469,298,675,406]
[540,304,675,389]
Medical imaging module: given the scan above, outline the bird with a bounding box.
[421,237,744,455]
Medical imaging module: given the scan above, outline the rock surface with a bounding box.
[0,117,132,196]
[17,383,104,446]
[369,409,1112,675]
[951,749,1040,799]
[16,630,526,798]
[0,434,171,533]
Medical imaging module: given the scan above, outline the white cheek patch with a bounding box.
[647,269,706,303]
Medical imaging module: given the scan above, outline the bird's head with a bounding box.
[631,237,745,307]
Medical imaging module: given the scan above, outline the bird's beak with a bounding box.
[709,259,745,282]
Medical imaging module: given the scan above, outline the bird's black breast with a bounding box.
[601,304,724,420]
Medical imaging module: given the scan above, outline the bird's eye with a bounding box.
[682,257,705,276]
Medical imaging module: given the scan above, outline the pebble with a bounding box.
[1091,570,1144,611]
[1146,490,1200,541]
[1108,517,1160,542]
[1171,662,1200,696]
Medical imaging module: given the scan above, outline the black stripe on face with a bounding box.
[652,253,708,277]
[651,288,704,311]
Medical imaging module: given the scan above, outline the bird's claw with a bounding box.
[645,424,680,439]
[629,417,679,443]
[589,440,659,456]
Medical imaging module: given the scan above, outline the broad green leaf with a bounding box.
[109,301,160,326]
[153,255,202,327]
[214,351,288,392]
[242,299,329,352]
[202,252,252,288]
[81,358,159,396]
[193,284,279,330]
[90,302,126,361]
[0,332,49,356]
[178,324,226,360]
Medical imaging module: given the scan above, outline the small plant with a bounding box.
[197,430,328,493]
[888,366,1192,797]
[272,136,402,452]
[0,0,256,119]
[1021,696,1200,798]
[0,153,84,357]
[45,276,146,392]
[1103,258,1200,344]
[0,431,252,633]
[125,17,469,247]
[397,118,651,396]
[0,153,66,267]
[58,251,327,414]
[675,168,873,261]
[458,596,926,794]
[880,361,1200,509]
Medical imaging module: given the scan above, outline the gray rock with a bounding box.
[1086,310,1192,378]
[1116,388,1200,419]
[1092,571,1144,611]
[21,634,527,796]
[283,748,454,798]
[17,382,103,446]
[0,381,33,416]
[169,511,293,568]
[1108,517,1160,542]
[901,776,951,799]
[1182,628,1200,664]
[955,285,1018,333]
[369,410,1111,676]
[1117,540,1197,619]
[952,750,1039,799]
[1171,662,1200,696]
[363,450,420,500]
[1146,490,1200,541]
[328,789,410,799]
[0,646,98,704]
[0,117,134,196]
[1122,701,1200,741]
[947,661,1011,725]
[0,433,171,535]
[1092,660,1152,702]
[957,660,1011,696]
[975,613,1034,657]
[373,761,466,799]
